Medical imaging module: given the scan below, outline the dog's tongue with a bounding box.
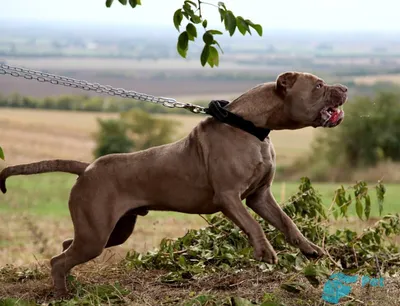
[329,108,342,123]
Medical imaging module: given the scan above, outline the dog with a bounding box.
[0,71,348,296]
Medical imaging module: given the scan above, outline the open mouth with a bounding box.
[321,106,344,127]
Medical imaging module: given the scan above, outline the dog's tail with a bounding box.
[0,159,90,194]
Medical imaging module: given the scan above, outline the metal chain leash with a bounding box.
[0,64,207,114]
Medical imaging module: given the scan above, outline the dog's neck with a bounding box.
[225,83,301,130]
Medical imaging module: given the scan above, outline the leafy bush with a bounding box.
[93,109,182,158]
[93,118,134,158]
[123,178,397,293]
[121,109,182,151]
[311,91,400,169]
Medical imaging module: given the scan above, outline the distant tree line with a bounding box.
[0,93,209,115]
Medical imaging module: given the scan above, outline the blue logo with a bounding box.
[322,272,384,304]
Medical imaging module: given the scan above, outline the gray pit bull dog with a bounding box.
[0,71,347,296]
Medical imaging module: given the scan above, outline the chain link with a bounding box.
[0,64,207,114]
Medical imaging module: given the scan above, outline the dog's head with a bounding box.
[275,72,348,128]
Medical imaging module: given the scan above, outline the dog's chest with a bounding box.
[243,142,275,198]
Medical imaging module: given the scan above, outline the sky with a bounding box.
[1,0,399,32]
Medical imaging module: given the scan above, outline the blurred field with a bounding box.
[354,73,400,85]
[0,108,318,166]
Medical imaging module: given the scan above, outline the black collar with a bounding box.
[204,100,271,141]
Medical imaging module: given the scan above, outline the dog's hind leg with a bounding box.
[60,216,136,252]
[61,216,136,252]
[61,207,148,251]
[105,214,137,248]
[50,183,122,296]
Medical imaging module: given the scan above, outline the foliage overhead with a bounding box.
[105,0,263,67]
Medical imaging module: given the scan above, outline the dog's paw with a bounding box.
[299,241,325,259]
[253,247,278,265]
[52,289,71,301]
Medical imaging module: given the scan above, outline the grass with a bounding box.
[2,263,399,305]
[0,173,398,218]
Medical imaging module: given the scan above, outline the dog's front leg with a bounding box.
[215,192,278,264]
[246,186,324,258]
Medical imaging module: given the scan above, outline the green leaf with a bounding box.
[280,282,305,294]
[203,32,214,45]
[246,19,263,36]
[200,45,210,67]
[303,264,320,287]
[213,40,224,53]
[207,46,219,67]
[224,11,236,36]
[207,29,223,35]
[129,0,140,8]
[105,0,114,7]
[364,194,371,220]
[186,23,197,41]
[185,0,197,7]
[355,198,363,220]
[183,3,195,16]
[118,0,127,5]
[218,2,227,10]
[190,15,202,24]
[177,31,189,58]
[218,8,226,22]
[0,146,4,160]
[236,16,250,35]
[250,24,263,36]
[202,20,208,28]
[173,9,184,31]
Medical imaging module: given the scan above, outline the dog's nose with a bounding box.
[337,85,348,93]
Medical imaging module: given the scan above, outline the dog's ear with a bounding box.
[276,72,299,96]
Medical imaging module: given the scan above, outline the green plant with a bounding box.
[311,91,400,169]
[123,177,397,295]
[93,118,134,158]
[121,109,182,151]
[0,146,4,160]
[105,0,262,67]
[93,109,182,158]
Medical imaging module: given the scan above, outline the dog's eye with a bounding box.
[316,83,323,89]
